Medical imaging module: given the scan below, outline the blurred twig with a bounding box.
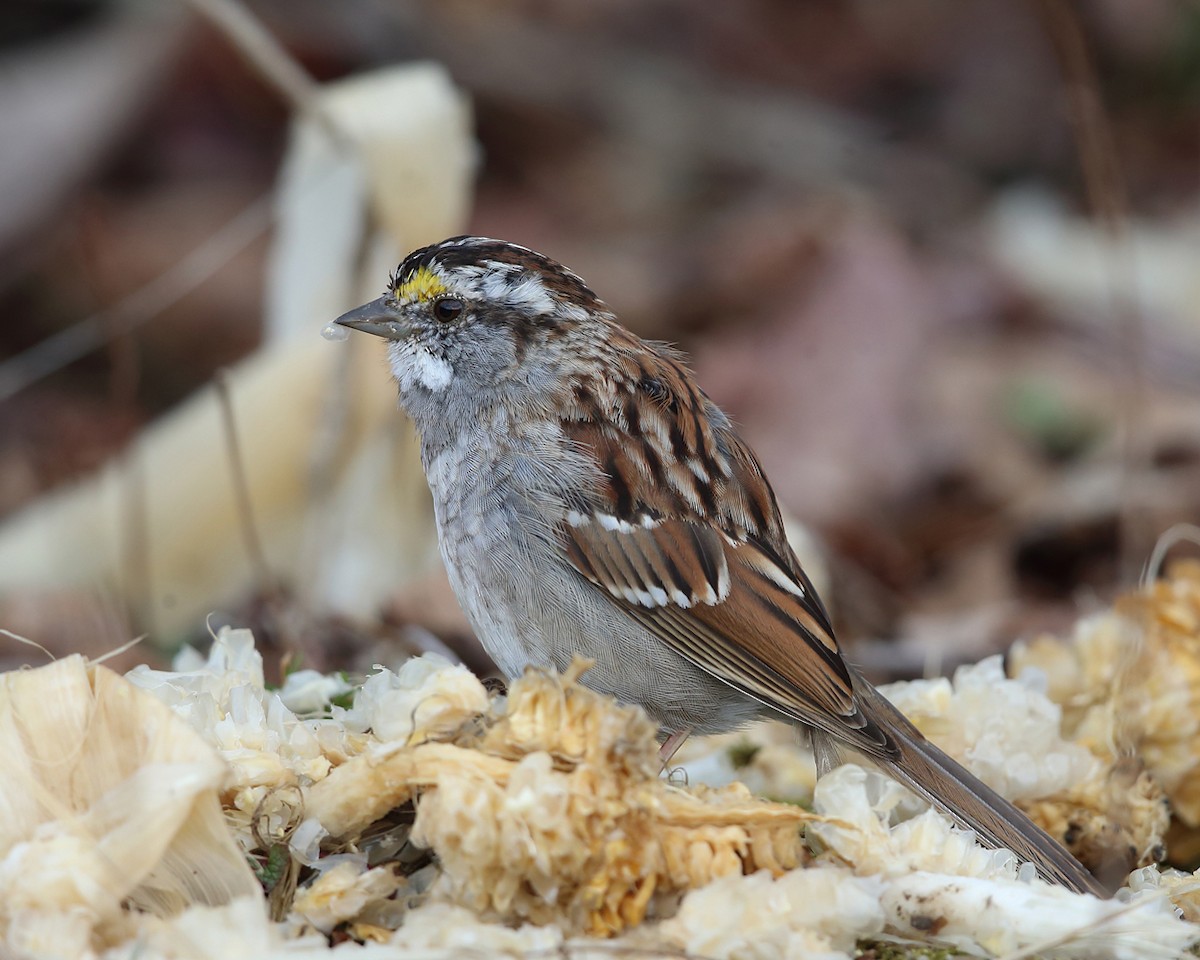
[375,2,981,227]
[1037,0,1150,586]
[184,0,399,601]
[0,0,384,405]
[120,448,153,635]
[185,0,349,147]
[0,195,272,402]
[0,0,327,403]
[215,369,272,588]
[1145,524,1200,587]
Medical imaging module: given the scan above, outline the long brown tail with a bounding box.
[852,681,1107,897]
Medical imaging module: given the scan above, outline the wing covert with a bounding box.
[558,347,891,755]
[562,511,866,730]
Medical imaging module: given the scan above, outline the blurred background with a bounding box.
[0,0,1197,681]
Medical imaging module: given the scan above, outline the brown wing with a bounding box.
[559,348,894,757]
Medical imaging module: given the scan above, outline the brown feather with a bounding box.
[557,334,1105,897]
[379,238,1104,896]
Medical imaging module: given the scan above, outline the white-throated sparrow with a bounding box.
[334,236,1104,897]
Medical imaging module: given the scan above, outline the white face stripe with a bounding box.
[404,238,596,318]
[437,236,592,286]
[452,262,557,315]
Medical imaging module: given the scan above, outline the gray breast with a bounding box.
[421,419,765,736]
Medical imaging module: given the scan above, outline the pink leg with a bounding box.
[659,726,694,765]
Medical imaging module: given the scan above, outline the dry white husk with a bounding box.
[0,654,260,958]
[4,568,1200,959]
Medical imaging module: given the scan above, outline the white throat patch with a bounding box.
[388,340,453,392]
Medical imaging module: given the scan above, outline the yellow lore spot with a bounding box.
[393,266,447,302]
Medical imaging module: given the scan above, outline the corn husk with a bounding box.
[1010,560,1200,864]
[7,567,1200,958]
[879,655,1168,876]
[0,62,475,638]
[306,661,814,937]
[0,656,260,958]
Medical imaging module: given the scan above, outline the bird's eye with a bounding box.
[432,297,463,322]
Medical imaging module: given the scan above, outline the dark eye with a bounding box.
[433,297,463,322]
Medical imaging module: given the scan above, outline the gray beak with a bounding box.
[333,297,409,339]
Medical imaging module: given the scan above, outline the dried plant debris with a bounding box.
[878,655,1168,883]
[5,567,1200,958]
[0,655,260,957]
[304,657,813,937]
[1010,559,1200,869]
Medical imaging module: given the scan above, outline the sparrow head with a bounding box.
[334,236,610,414]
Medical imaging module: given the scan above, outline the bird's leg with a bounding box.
[659,726,693,765]
[810,728,843,778]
